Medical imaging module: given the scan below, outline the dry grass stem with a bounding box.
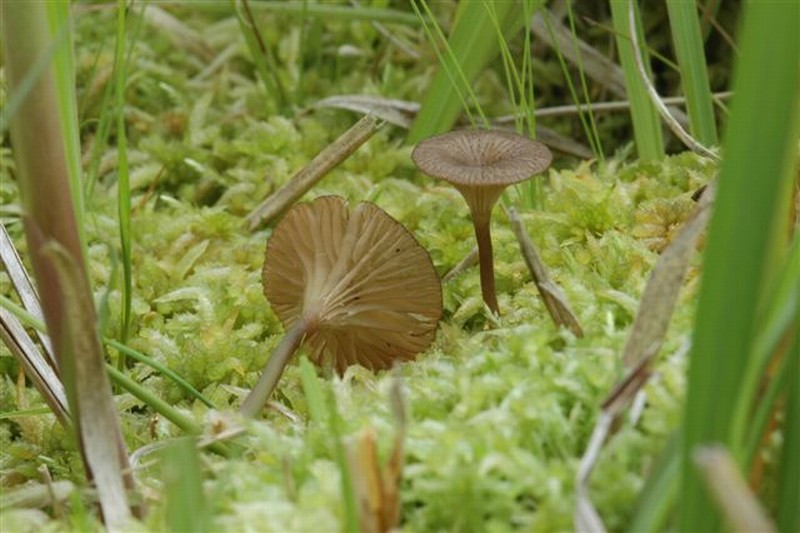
[507,207,583,337]
[246,114,381,229]
[693,445,776,532]
[531,9,627,98]
[0,230,77,435]
[441,245,479,283]
[627,0,719,160]
[1,223,57,365]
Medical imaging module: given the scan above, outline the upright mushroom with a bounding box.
[412,129,551,314]
[240,195,442,417]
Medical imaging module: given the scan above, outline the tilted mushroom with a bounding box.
[412,129,552,314]
[240,195,442,417]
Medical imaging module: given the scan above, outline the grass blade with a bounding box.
[236,0,288,111]
[608,0,664,160]
[105,365,203,437]
[298,356,326,425]
[163,437,210,533]
[107,340,217,409]
[246,114,381,229]
[627,431,681,533]
[0,298,70,427]
[298,357,359,532]
[113,0,133,355]
[408,0,527,142]
[666,1,719,146]
[565,1,605,159]
[678,2,800,530]
[42,242,135,526]
[737,232,799,465]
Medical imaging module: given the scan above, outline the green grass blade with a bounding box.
[298,356,327,425]
[0,297,218,411]
[565,1,604,160]
[328,389,359,533]
[107,340,217,409]
[2,3,135,525]
[234,1,420,25]
[609,0,664,161]
[678,2,800,530]
[666,0,719,146]
[106,365,201,436]
[542,9,603,158]
[163,437,210,533]
[298,357,359,532]
[235,0,288,111]
[627,431,681,533]
[408,0,526,142]
[521,0,538,137]
[113,0,133,357]
[734,230,799,464]
[484,0,545,140]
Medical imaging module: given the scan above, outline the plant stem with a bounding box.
[473,215,499,315]
[240,316,312,417]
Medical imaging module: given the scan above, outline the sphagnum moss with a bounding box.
[0,6,722,532]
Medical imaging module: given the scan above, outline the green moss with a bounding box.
[0,6,723,532]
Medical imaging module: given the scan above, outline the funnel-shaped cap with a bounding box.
[411,129,552,189]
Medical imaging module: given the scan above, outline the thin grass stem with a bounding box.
[114,0,133,362]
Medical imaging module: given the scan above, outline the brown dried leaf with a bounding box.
[621,183,714,367]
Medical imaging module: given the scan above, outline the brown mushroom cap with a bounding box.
[263,196,442,373]
[411,129,552,188]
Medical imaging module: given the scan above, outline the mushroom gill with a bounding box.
[241,196,442,416]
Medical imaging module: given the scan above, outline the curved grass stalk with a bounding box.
[627,0,718,161]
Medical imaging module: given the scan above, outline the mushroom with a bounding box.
[240,195,442,417]
[411,129,552,314]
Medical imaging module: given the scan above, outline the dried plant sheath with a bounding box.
[2,4,135,525]
[508,207,583,337]
[41,241,136,526]
[1,224,70,425]
[0,224,57,367]
[246,114,381,229]
[0,306,70,426]
[441,245,479,283]
[241,196,442,416]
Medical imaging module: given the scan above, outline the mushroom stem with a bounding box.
[472,213,500,314]
[240,315,315,418]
